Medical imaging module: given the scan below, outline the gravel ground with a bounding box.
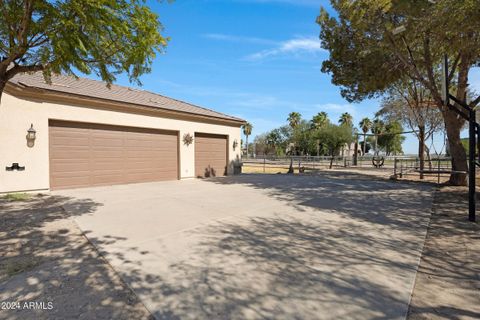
[407,186,480,320]
[0,194,153,320]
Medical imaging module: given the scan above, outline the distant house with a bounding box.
[341,142,360,157]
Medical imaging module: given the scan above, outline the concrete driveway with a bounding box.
[55,172,434,320]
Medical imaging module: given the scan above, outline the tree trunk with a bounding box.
[444,107,468,186]
[424,144,432,170]
[418,126,425,180]
[363,133,367,155]
[245,136,249,159]
[288,157,294,174]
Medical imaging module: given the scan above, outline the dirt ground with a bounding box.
[0,194,153,320]
[407,186,480,320]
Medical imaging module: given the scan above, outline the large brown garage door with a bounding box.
[195,133,228,178]
[49,120,178,190]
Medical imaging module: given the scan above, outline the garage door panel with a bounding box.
[90,175,125,186]
[50,160,90,173]
[93,161,125,171]
[91,138,124,147]
[49,121,178,190]
[50,136,90,146]
[195,133,227,178]
[51,176,91,189]
[50,149,91,160]
[124,162,176,170]
[91,150,124,159]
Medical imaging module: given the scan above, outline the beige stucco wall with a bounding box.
[0,92,242,193]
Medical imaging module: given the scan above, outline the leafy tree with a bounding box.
[253,133,270,156]
[0,0,170,102]
[316,123,354,168]
[269,125,293,155]
[242,122,253,158]
[266,130,281,151]
[359,141,371,155]
[291,120,317,156]
[338,112,353,155]
[377,120,405,156]
[377,80,444,176]
[371,119,385,154]
[359,117,372,155]
[287,112,302,129]
[311,111,329,129]
[339,112,353,127]
[317,0,480,185]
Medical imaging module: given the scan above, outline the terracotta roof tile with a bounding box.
[9,73,244,123]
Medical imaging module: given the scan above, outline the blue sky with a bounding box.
[105,0,479,154]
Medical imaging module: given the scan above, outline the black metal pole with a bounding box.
[469,108,476,222]
[353,135,358,166]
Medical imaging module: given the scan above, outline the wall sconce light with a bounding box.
[233,139,238,151]
[26,123,36,148]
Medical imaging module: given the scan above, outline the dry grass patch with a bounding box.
[2,193,31,202]
[2,256,42,279]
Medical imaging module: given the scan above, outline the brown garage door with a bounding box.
[49,120,178,190]
[195,133,228,178]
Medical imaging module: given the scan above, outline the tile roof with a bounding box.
[9,72,244,123]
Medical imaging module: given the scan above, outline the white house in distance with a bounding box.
[0,73,244,193]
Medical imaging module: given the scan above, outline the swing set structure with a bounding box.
[353,129,420,168]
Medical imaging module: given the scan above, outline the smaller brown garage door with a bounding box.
[195,133,228,178]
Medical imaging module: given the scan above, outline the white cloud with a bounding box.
[245,37,325,61]
[235,0,325,7]
[313,103,356,114]
[202,33,277,46]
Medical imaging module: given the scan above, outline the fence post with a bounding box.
[399,159,403,178]
[437,156,440,184]
[263,155,266,173]
[394,157,397,177]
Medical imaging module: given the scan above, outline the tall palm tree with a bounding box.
[242,122,253,158]
[311,111,329,129]
[339,112,353,127]
[359,117,372,155]
[371,119,385,154]
[287,112,301,129]
[339,112,354,156]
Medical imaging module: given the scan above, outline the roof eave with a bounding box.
[5,82,246,127]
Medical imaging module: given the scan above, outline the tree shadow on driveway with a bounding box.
[118,172,436,319]
[0,194,155,320]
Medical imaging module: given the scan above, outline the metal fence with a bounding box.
[242,155,353,172]
[393,156,453,184]
[242,155,454,183]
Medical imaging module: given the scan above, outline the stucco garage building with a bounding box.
[0,73,244,192]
